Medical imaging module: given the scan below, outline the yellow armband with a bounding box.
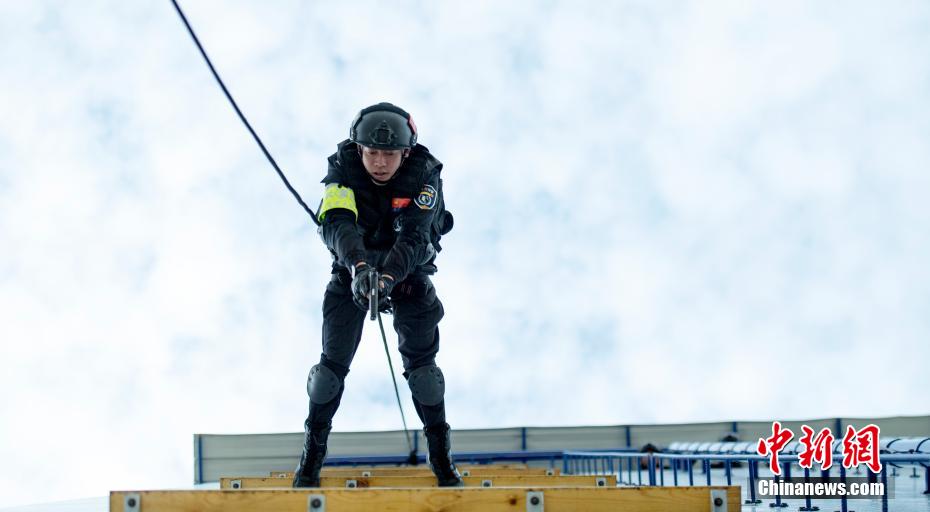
[318,183,358,222]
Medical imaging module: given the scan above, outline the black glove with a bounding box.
[369,274,397,313]
[351,262,375,310]
[379,274,397,297]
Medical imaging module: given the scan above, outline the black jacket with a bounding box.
[318,140,442,281]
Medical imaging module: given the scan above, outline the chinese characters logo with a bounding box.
[756,422,882,475]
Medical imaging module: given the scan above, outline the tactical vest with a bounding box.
[320,140,453,265]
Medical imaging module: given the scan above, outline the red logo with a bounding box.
[842,424,882,473]
[757,422,882,475]
[798,425,834,470]
[757,421,794,475]
[392,197,411,210]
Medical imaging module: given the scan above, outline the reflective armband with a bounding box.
[318,183,358,222]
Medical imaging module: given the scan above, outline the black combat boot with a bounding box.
[424,422,463,487]
[293,423,332,487]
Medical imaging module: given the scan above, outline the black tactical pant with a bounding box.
[305,271,447,430]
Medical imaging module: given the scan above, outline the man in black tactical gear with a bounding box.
[293,102,463,488]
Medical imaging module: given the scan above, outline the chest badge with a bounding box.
[392,197,411,212]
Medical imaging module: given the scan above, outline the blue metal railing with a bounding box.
[564,450,930,512]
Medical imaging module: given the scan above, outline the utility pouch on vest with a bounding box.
[437,210,454,236]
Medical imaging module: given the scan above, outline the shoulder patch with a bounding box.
[415,184,437,210]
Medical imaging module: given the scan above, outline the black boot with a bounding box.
[424,422,463,487]
[293,423,331,487]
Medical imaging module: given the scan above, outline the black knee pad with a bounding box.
[406,364,445,406]
[307,363,342,404]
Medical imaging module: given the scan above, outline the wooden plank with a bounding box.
[309,464,531,471]
[268,464,529,477]
[222,474,617,489]
[110,486,740,512]
[269,467,559,478]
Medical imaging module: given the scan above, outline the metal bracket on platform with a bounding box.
[596,476,607,487]
[481,479,493,487]
[230,479,242,489]
[124,493,141,512]
[361,471,371,477]
[526,490,545,511]
[345,479,358,488]
[710,489,727,511]
[545,469,555,476]
[307,494,326,512]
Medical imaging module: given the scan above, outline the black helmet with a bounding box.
[349,102,418,149]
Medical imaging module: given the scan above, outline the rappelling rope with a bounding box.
[169,0,320,226]
[377,308,417,461]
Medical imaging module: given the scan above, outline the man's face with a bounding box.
[360,145,406,182]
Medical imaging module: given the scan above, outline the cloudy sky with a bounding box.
[2,0,929,507]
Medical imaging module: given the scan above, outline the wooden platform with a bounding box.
[221,474,616,489]
[113,460,739,511]
[111,486,739,511]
